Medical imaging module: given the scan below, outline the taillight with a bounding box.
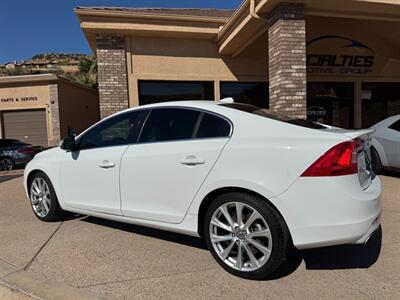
[17,148,36,154]
[301,139,363,177]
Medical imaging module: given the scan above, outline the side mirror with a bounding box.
[60,127,76,151]
[60,136,76,151]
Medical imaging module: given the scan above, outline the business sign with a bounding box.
[0,85,49,109]
[1,96,39,103]
[307,35,375,75]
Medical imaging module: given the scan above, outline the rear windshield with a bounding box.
[221,103,326,129]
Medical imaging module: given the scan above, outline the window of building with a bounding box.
[220,82,269,108]
[139,108,200,143]
[307,82,354,129]
[78,110,148,149]
[361,83,400,128]
[389,120,400,132]
[196,113,231,139]
[138,80,214,105]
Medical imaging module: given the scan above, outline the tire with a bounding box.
[371,147,383,175]
[204,192,290,280]
[0,157,15,171]
[28,172,64,222]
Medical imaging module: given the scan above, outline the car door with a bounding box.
[120,107,232,223]
[59,110,148,215]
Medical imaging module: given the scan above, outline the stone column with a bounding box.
[96,35,129,119]
[268,3,307,119]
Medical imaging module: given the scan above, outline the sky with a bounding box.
[0,0,242,64]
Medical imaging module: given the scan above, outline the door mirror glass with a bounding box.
[60,136,76,151]
[60,127,76,151]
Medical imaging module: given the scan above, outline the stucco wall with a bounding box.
[57,80,100,137]
[126,34,269,106]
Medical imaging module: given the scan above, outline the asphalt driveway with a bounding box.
[0,175,399,299]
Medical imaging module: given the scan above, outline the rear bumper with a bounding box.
[273,174,382,250]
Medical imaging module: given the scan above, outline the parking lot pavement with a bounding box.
[0,175,399,299]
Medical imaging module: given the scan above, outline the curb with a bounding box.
[0,260,108,300]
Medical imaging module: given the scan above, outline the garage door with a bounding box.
[3,110,48,146]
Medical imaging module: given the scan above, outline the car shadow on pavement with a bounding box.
[268,226,382,280]
[82,217,382,280]
[82,216,208,250]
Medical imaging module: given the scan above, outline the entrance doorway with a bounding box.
[307,82,354,129]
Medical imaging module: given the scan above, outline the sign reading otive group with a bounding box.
[307,35,375,75]
[1,96,39,103]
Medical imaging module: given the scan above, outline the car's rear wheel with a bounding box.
[29,172,64,222]
[204,192,290,279]
[0,157,15,171]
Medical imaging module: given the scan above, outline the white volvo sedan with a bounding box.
[24,101,381,279]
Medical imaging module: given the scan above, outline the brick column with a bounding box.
[49,84,61,147]
[268,3,307,119]
[96,35,129,119]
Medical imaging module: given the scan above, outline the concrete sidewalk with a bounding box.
[0,176,399,299]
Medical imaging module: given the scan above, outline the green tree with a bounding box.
[76,57,98,89]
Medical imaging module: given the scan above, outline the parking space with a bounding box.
[0,175,399,299]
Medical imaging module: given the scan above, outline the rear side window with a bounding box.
[196,113,231,139]
[139,108,200,143]
[221,103,326,129]
[389,120,400,132]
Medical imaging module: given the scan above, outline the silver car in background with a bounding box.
[370,115,400,174]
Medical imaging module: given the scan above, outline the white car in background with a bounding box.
[370,115,400,174]
[24,101,381,279]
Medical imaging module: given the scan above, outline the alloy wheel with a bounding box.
[30,177,51,218]
[209,201,273,272]
[0,158,14,171]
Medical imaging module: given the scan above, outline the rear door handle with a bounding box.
[180,155,205,166]
[99,160,115,169]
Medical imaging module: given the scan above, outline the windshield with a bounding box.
[221,103,326,129]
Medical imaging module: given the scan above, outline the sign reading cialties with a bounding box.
[0,96,39,103]
[306,35,376,75]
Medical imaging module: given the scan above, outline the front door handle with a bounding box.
[99,160,115,169]
[180,155,205,166]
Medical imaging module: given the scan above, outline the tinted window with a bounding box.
[78,110,148,150]
[139,108,200,143]
[196,113,231,138]
[0,139,29,147]
[222,103,326,129]
[389,120,400,132]
[220,82,269,108]
[362,83,400,127]
[139,80,214,105]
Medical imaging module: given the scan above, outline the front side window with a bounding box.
[78,110,148,150]
[389,120,400,132]
[139,108,200,143]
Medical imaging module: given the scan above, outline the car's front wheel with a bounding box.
[29,172,64,222]
[204,192,290,280]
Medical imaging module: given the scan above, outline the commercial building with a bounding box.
[0,74,99,146]
[76,0,400,129]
